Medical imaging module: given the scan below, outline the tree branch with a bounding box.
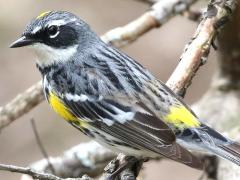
[134,0,159,5]
[182,9,204,22]
[166,0,236,96]
[192,1,240,179]
[0,0,199,130]
[102,0,198,47]
[26,141,115,178]
[0,81,43,130]
[0,163,79,180]
[1,154,138,180]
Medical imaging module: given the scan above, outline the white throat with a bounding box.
[31,43,78,67]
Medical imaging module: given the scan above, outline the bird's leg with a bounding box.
[130,157,148,177]
[104,157,119,175]
[202,155,218,179]
[104,154,146,180]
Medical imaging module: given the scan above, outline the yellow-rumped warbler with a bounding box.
[10,11,240,170]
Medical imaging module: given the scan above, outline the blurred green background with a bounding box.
[0,0,216,179]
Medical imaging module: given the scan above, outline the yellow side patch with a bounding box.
[48,92,88,128]
[165,106,200,128]
[36,11,51,19]
[49,92,76,121]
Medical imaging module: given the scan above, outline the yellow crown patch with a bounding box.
[36,11,51,19]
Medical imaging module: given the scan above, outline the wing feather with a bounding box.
[92,111,202,169]
[62,93,203,169]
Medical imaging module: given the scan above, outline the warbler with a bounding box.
[10,11,240,170]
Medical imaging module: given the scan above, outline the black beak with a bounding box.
[9,36,36,48]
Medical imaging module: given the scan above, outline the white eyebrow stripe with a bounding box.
[32,26,41,34]
[47,19,66,27]
[47,18,77,27]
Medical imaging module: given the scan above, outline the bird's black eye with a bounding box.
[47,25,59,37]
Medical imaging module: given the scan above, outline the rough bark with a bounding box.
[192,1,240,179]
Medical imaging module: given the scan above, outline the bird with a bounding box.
[10,11,240,172]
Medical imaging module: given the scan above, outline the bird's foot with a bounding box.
[104,154,146,180]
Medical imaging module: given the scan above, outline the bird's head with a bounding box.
[10,11,94,67]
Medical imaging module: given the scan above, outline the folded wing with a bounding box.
[62,93,203,169]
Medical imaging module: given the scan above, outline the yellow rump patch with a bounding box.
[165,106,200,129]
[36,11,51,19]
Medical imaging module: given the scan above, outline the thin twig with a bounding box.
[134,0,159,5]
[0,0,199,130]
[182,9,204,22]
[24,141,115,179]
[30,118,55,174]
[0,164,66,180]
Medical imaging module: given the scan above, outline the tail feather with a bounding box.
[197,125,240,166]
[216,142,240,165]
[178,125,240,166]
[170,143,204,170]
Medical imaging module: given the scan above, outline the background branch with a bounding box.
[31,119,55,174]
[192,1,240,179]
[27,141,115,178]
[0,81,43,130]
[1,154,137,180]
[102,0,198,47]
[182,9,204,22]
[0,163,79,180]
[166,0,235,96]
[134,0,159,4]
